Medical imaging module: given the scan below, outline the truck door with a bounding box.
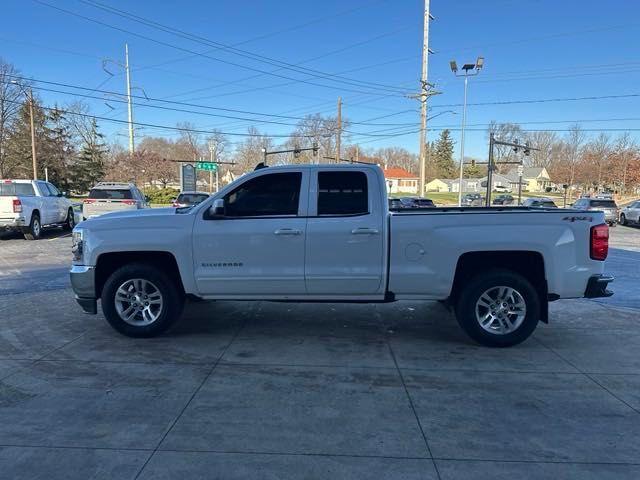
[305,169,385,295]
[36,181,56,225]
[192,170,309,296]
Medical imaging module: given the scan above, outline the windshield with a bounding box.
[88,188,133,200]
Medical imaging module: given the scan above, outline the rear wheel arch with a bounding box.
[449,250,548,321]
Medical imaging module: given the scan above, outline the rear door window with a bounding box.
[317,171,368,216]
[89,189,134,200]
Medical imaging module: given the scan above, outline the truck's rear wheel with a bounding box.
[101,263,184,337]
[23,213,41,240]
[455,269,540,347]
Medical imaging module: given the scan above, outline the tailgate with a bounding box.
[0,197,17,218]
[84,200,137,217]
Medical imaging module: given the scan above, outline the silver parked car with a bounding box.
[572,197,618,226]
[619,200,640,226]
[83,182,149,220]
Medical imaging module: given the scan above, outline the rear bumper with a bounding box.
[584,274,614,298]
[70,265,97,314]
[0,216,26,229]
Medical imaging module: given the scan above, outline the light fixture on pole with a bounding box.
[10,80,38,180]
[450,56,484,206]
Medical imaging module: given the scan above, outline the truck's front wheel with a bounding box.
[455,269,540,347]
[101,263,184,337]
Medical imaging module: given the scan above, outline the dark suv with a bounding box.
[461,193,484,206]
[573,197,619,225]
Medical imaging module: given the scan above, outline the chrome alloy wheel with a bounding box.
[114,278,163,326]
[475,286,527,335]
[33,218,41,237]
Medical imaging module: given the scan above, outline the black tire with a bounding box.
[455,269,541,348]
[23,213,41,240]
[64,208,75,231]
[101,263,184,337]
[620,214,627,226]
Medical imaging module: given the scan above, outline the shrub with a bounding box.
[143,187,179,205]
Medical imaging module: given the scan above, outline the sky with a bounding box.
[2,0,640,160]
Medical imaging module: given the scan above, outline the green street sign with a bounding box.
[196,162,218,172]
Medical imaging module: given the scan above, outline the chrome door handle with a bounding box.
[351,227,379,235]
[274,228,302,236]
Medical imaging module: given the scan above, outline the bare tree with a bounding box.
[525,131,558,169]
[565,124,586,201]
[0,59,25,177]
[233,126,273,173]
[487,122,524,165]
[612,132,636,194]
[583,133,611,192]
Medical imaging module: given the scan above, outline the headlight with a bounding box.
[72,228,84,262]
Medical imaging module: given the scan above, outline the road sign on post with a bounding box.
[180,164,197,192]
[196,162,218,172]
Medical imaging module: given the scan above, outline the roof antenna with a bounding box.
[254,162,268,170]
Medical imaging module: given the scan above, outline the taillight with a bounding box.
[12,199,22,213]
[123,200,136,205]
[83,199,95,204]
[590,224,609,261]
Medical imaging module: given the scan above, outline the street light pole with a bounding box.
[458,75,468,206]
[125,43,135,155]
[450,57,484,206]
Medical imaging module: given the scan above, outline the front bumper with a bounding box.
[70,265,97,314]
[584,274,614,298]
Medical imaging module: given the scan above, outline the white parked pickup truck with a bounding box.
[70,164,613,347]
[1,179,76,239]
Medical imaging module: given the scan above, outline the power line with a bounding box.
[3,74,426,127]
[432,92,640,108]
[33,0,408,97]
[1,98,328,138]
[127,0,392,74]
[78,0,409,94]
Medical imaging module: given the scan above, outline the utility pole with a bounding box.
[27,89,37,180]
[125,43,134,154]
[418,0,431,197]
[336,97,342,164]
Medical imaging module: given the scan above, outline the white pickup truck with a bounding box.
[1,179,76,239]
[70,164,613,347]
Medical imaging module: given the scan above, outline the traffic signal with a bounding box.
[312,142,319,156]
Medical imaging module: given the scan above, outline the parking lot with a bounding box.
[0,225,639,479]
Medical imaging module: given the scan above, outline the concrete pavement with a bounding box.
[0,224,639,479]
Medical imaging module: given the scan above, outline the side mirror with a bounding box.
[209,198,225,218]
[59,191,67,197]
[145,195,150,202]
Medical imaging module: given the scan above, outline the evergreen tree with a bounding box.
[46,106,75,189]
[433,129,456,177]
[6,100,49,179]
[69,118,106,193]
